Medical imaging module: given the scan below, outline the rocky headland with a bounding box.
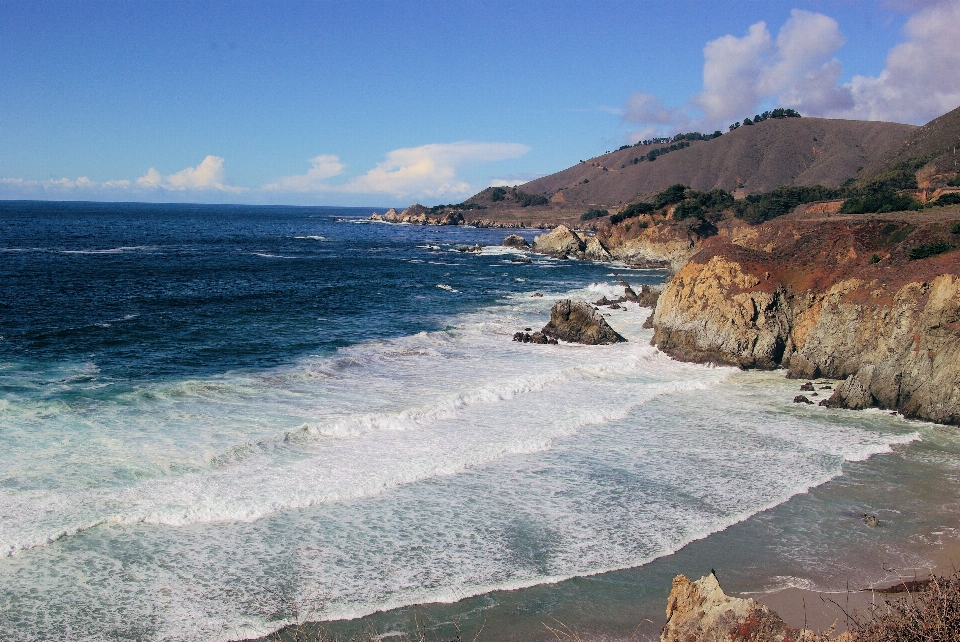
[650,210,960,425]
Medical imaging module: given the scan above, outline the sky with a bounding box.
[1,0,959,207]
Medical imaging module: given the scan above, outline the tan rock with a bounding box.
[661,574,847,642]
[532,225,585,258]
[583,235,612,261]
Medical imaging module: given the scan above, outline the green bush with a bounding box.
[580,208,608,221]
[733,185,841,224]
[840,191,922,214]
[951,221,960,234]
[491,187,506,202]
[932,192,960,206]
[688,188,734,211]
[948,173,960,187]
[909,241,953,260]
[652,184,689,209]
[673,199,706,220]
[510,188,549,207]
[870,253,881,263]
[610,201,653,225]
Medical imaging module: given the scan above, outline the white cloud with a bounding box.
[845,1,960,122]
[137,155,244,192]
[264,142,530,199]
[262,154,345,191]
[0,176,132,191]
[623,2,960,134]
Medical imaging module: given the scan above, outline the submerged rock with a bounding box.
[541,299,626,345]
[502,234,531,250]
[862,513,880,527]
[512,331,557,345]
[794,395,814,404]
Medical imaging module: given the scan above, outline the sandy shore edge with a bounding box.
[750,534,960,633]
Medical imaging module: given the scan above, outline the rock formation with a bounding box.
[584,235,612,261]
[368,204,463,226]
[532,225,585,258]
[661,573,841,642]
[541,299,626,345]
[651,214,960,424]
[502,234,531,249]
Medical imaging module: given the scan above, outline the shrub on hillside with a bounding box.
[652,184,689,209]
[952,221,960,234]
[909,241,953,260]
[580,208,608,221]
[840,191,922,214]
[673,199,705,220]
[932,193,960,206]
[733,185,841,224]
[491,187,506,202]
[610,201,653,225]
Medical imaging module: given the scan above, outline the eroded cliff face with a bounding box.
[652,214,960,424]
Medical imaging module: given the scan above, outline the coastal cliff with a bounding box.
[651,211,960,425]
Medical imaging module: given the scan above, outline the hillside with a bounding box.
[464,117,914,219]
[858,103,960,187]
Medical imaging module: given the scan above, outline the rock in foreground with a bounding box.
[661,573,837,642]
[542,299,626,345]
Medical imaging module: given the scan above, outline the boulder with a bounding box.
[381,208,402,222]
[502,234,531,250]
[532,225,585,258]
[794,395,814,404]
[584,236,612,261]
[800,382,815,391]
[662,574,792,642]
[512,331,557,345]
[541,299,626,345]
[369,212,384,221]
[638,284,661,307]
[862,513,880,527]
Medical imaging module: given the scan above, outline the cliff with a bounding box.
[651,209,960,425]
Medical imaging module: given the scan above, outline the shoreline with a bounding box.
[751,532,960,634]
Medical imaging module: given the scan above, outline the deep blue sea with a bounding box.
[1,201,958,642]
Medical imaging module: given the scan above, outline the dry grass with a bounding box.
[853,572,960,642]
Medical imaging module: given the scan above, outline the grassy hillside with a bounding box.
[466,117,915,212]
[857,103,960,188]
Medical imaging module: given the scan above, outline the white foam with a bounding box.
[0,283,928,641]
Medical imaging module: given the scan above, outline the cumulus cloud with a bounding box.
[343,142,529,198]
[622,2,960,135]
[262,154,345,191]
[137,155,244,192]
[264,142,529,199]
[845,1,960,122]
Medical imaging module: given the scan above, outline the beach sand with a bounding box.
[754,533,960,633]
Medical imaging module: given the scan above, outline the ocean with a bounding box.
[1,201,957,642]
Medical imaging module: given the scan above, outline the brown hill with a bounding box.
[858,103,960,187]
[462,118,914,222]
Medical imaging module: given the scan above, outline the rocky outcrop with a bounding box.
[368,204,463,226]
[542,299,626,345]
[502,234,531,250]
[532,225,585,258]
[584,235,612,261]
[662,574,792,642]
[661,574,841,642]
[651,214,960,424]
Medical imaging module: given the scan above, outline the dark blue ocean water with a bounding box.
[0,200,614,381]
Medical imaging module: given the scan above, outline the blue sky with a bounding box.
[2,0,959,206]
